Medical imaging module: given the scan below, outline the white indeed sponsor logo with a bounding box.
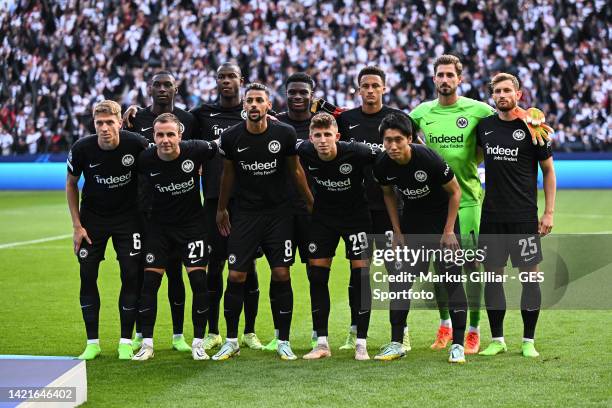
[95,171,132,188]
[313,176,351,190]
[240,159,277,172]
[155,177,195,193]
[486,144,519,161]
[399,184,430,198]
[213,124,231,136]
[351,138,384,150]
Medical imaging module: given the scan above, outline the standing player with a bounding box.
[213,83,313,361]
[66,100,149,360]
[336,65,408,350]
[298,113,378,361]
[133,113,218,361]
[409,55,494,353]
[476,73,555,358]
[410,55,554,353]
[124,71,196,353]
[264,72,316,351]
[191,63,263,351]
[373,113,468,363]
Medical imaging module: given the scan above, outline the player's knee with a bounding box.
[228,270,247,283]
[271,267,290,281]
[309,258,332,268]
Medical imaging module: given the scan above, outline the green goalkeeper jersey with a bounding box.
[410,96,495,208]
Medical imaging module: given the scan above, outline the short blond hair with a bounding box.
[92,100,122,120]
[309,112,337,132]
[490,73,520,92]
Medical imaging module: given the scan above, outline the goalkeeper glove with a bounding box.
[514,107,554,146]
[311,98,346,118]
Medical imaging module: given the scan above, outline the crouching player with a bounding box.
[133,113,218,361]
[373,113,469,363]
[477,73,556,358]
[297,113,379,360]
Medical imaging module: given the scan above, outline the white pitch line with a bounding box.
[0,234,71,249]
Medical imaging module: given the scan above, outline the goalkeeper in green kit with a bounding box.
[409,55,552,354]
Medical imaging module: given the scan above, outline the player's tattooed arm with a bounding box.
[66,174,92,254]
[122,105,140,128]
[380,185,404,246]
[288,156,314,213]
[441,177,461,251]
[216,159,235,237]
[538,157,556,236]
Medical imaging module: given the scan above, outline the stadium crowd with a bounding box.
[0,0,609,155]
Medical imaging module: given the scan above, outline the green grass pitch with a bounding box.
[0,190,610,407]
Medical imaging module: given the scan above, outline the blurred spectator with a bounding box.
[0,0,610,153]
[0,128,13,156]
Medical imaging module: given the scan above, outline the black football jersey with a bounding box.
[276,112,311,140]
[128,106,197,142]
[337,105,408,211]
[477,115,553,223]
[220,120,297,214]
[277,111,312,214]
[138,140,218,225]
[297,140,379,218]
[190,102,245,199]
[67,131,149,217]
[373,144,455,215]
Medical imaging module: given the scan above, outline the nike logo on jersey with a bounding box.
[237,147,249,153]
[210,113,221,117]
[358,310,369,315]
[141,127,153,132]
[129,251,140,256]
[308,166,318,171]
[196,308,209,314]
[485,130,494,135]
[89,163,101,168]
[523,255,536,262]
[425,121,435,125]
[150,172,161,177]
[349,124,360,129]
[386,176,397,180]
[283,258,293,262]
[81,304,93,309]
[139,308,151,313]
[122,306,135,311]
[353,250,363,256]
[190,259,202,264]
